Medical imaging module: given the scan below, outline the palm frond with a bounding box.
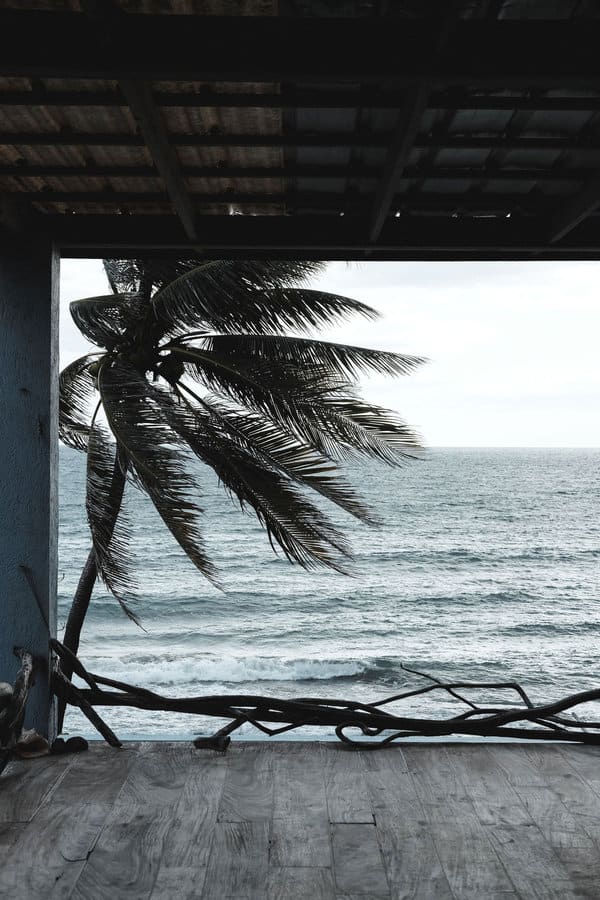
[103,259,203,299]
[98,359,218,587]
[154,387,352,572]
[179,334,426,380]
[86,420,139,624]
[298,396,422,465]
[104,260,144,296]
[59,355,98,451]
[152,259,373,335]
[198,397,379,526]
[70,294,145,349]
[169,345,420,464]
[170,345,344,449]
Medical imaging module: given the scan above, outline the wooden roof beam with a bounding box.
[5,132,597,151]
[117,79,197,241]
[368,85,432,243]
[2,89,600,113]
[44,213,600,260]
[23,189,558,213]
[369,4,462,244]
[80,0,197,241]
[0,163,588,182]
[1,13,600,86]
[549,173,600,243]
[0,163,379,179]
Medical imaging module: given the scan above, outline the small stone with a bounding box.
[16,729,49,759]
[66,736,88,753]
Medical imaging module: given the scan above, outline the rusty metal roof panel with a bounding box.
[162,105,281,136]
[0,103,136,134]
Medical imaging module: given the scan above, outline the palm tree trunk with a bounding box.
[56,455,127,733]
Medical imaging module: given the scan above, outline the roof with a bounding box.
[1,0,600,259]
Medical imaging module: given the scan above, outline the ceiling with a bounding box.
[1,0,600,259]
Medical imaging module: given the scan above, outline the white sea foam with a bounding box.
[81,654,369,687]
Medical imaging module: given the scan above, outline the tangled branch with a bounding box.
[50,641,600,750]
[0,648,35,769]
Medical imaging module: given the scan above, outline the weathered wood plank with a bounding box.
[487,823,586,900]
[5,742,600,900]
[538,764,600,845]
[403,746,471,805]
[490,745,556,788]
[361,747,409,775]
[338,896,411,900]
[0,754,73,823]
[404,747,515,898]
[52,744,135,805]
[149,865,206,899]
[202,821,270,900]
[270,743,331,868]
[70,744,192,900]
[217,745,273,823]
[0,823,23,853]
[70,806,175,900]
[268,867,335,900]
[447,746,533,827]
[323,746,374,824]
[360,745,455,899]
[270,816,331,868]
[272,743,328,820]
[513,785,600,883]
[517,746,585,781]
[0,800,118,900]
[425,802,516,898]
[375,818,455,900]
[112,742,194,810]
[361,749,420,821]
[161,752,228,868]
[331,823,389,898]
[558,746,600,792]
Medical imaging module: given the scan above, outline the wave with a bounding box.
[77,654,401,689]
[360,546,599,565]
[499,621,600,636]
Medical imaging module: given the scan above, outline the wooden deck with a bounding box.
[2,742,600,899]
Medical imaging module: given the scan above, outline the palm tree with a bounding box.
[58,259,423,728]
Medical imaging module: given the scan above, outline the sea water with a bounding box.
[58,447,600,739]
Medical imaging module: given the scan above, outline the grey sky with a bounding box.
[59,259,600,448]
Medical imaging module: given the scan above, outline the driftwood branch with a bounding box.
[50,641,600,750]
[50,642,121,748]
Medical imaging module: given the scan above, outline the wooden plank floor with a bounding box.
[2,742,600,899]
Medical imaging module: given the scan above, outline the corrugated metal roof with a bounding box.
[1,0,600,258]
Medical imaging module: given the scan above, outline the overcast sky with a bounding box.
[60,259,600,448]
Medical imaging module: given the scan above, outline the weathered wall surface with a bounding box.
[0,235,59,738]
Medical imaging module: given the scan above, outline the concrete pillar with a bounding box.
[0,234,59,739]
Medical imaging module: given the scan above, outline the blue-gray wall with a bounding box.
[0,236,59,738]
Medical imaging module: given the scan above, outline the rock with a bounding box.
[16,729,49,759]
[0,683,13,711]
[52,736,88,754]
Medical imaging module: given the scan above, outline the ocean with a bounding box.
[58,446,600,741]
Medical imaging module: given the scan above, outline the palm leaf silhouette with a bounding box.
[62,259,425,621]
